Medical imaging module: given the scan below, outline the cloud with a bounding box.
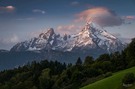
[0,35,19,44]
[71,1,80,6]
[121,16,135,24]
[124,16,135,20]
[32,9,45,14]
[75,7,123,27]
[56,24,82,35]
[0,6,15,13]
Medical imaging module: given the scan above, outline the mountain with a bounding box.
[0,21,126,70]
[11,21,125,53]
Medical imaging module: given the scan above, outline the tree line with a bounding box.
[0,38,135,89]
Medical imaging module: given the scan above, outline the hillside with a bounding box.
[0,38,135,89]
[81,67,135,89]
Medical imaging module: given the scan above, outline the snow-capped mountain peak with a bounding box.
[46,28,55,36]
[39,28,55,39]
[11,22,125,53]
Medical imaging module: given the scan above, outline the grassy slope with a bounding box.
[81,67,135,89]
[129,84,135,89]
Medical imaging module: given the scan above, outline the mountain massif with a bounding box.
[0,21,126,70]
[11,21,125,53]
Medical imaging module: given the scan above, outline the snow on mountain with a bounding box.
[10,21,125,53]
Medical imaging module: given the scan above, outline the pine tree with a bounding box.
[76,57,82,65]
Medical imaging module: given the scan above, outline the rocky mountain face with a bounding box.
[11,21,125,53]
[0,21,126,71]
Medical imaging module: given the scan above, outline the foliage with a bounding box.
[81,67,135,89]
[122,72,135,84]
[0,38,135,89]
[76,57,82,65]
[84,56,94,66]
[104,72,112,78]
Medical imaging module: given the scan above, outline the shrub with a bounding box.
[104,72,112,78]
[122,72,135,85]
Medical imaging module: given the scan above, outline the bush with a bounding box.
[104,72,112,78]
[122,72,135,85]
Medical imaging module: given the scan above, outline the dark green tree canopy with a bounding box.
[76,57,82,65]
[84,56,94,66]
[122,72,135,84]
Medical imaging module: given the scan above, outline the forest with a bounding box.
[0,38,135,89]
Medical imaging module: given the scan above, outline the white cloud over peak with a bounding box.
[75,7,123,27]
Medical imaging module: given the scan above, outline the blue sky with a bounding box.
[0,0,135,49]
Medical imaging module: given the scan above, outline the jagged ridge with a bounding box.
[10,22,125,53]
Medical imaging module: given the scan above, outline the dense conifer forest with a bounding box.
[0,38,135,89]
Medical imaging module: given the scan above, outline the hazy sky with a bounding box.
[0,0,135,50]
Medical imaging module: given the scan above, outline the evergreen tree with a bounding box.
[76,57,82,65]
[84,56,94,66]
